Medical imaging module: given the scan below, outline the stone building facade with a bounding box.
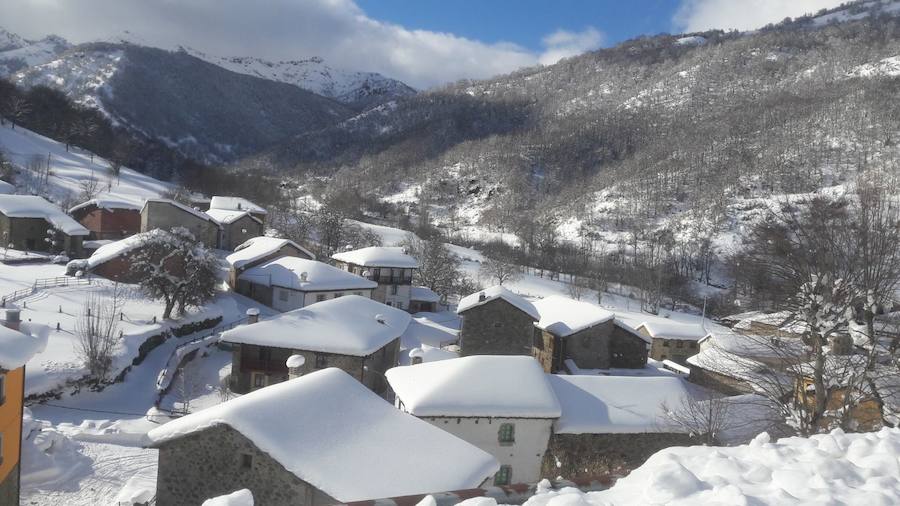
[542,432,697,479]
[217,213,264,251]
[459,297,539,357]
[530,320,648,373]
[0,214,84,257]
[140,199,220,249]
[647,336,700,363]
[154,424,336,506]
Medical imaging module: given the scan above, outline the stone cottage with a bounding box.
[68,198,142,241]
[225,236,315,288]
[543,375,696,479]
[635,321,709,364]
[0,195,88,256]
[386,355,562,486]
[234,257,375,312]
[332,246,419,310]
[206,208,264,251]
[221,295,409,395]
[531,295,648,373]
[457,286,541,357]
[146,368,499,506]
[209,196,267,224]
[140,199,221,249]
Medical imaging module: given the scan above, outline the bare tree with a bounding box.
[401,234,461,301]
[566,276,589,300]
[479,255,522,286]
[6,95,30,130]
[175,364,200,415]
[77,176,101,202]
[662,393,731,445]
[75,286,124,380]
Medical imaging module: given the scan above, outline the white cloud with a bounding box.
[0,0,601,89]
[538,27,604,66]
[674,0,845,32]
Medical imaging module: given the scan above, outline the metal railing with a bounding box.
[1,276,93,307]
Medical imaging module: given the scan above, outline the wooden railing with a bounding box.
[1,276,93,307]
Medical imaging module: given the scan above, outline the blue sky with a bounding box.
[357,0,679,51]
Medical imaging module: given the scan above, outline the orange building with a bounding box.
[0,309,47,506]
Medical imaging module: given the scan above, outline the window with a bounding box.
[316,294,327,302]
[315,353,327,368]
[676,341,684,349]
[278,289,289,302]
[498,423,515,445]
[240,453,253,470]
[493,465,512,486]
[663,340,670,347]
[391,284,398,295]
[396,301,404,310]
[493,322,503,328]
[354,292,362,296]
[252,373,265,389]
[0,373,5,405]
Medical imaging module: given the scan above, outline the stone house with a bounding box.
[457,286,541,357]
[140,199,221,249]
[209,196,267,224]
[146,368,498,506]
[0,311,48,506]
[206,209,264,251]
[68,198,142,241]
[543,375,696,479]
[225,236,315,288]
[332,247,419,310]
[221,295,409,396]
[531,295,648,373]
[234,257,375,312]
[71,230,185,284]
[635,321,709,364]
[387,356,562,486]
[0,195,88,256]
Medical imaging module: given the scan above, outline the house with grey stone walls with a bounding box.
[209,196,268,224]
[635,321,709,364]
[206,208,264,251]
[0,195,88,257]
[145,368,499,506]
[140,198,221,249]
[457,286,541,357]
[220,295,408,396]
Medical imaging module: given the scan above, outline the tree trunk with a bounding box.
[812,335,828,430]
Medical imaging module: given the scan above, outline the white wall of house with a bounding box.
[271,287,374,312]
[381,283,412,310]
[417,416,553,485]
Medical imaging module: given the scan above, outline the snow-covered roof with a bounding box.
[202,489,253,506]
[0,195,89,235]
[456,286,539,320]
[84,230,161,269]
[614,318,652,344]
[331,246,419,268]
[635,321,711,341]
[386,356,562,418]
[549,375,691,434]
[0,322,49,370]
[410,285,440,303]
[533,295,615,337]
[0,180,16,195]
[220,295,410,356]
[237,257,376,291]
[68,197,143,214]
[400,344,459,366]
[686,346,774,386]
[142,199,221,226]
[146,368,499,502]
[227,236,315,268]
[731,311,793,330]
[401,318,458,349]
[209,196,267,215]
[205,208,262,226]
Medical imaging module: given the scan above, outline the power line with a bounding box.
[27,402,181,418]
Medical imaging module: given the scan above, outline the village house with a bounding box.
[635,321,709,364]
[234,257,376,312]
[68,198,142,241]
[209,196,267,224]
[332,246,419,310]
[68,230,179,283]
[0,309,49,506]
[544,374,695,479]
[0,195,88,257]
[457,286,541,357]
[531,295,648,373]
[721,311,808,339]
[409,286,441,313]
[140,199,221,249]
[146,368,499,506]
[221,295,409,395]
[225,236,315,288]
[386,355,561,486]
[206,208,264,251]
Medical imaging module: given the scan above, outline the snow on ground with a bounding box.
[0,122,172,206]
[518,428,900,506]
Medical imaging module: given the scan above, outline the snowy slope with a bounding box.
[0,31,70,76]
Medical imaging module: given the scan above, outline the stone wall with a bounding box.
[564,320,614,370]
[687,365,754,396]
[141,201,219,249]
[459,298,537,357]
[542,432,697,479]
[609,325,649,369]
[0,214,83,256]
[649,337,699,364]
[0,463,18,506]
[155,424,335,506]
[221,215,263,251]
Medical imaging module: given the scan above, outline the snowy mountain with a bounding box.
[181,48,416,109]
[0,30,71,76]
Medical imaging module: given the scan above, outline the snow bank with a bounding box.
[0,180,15,194]
[0,195,89,235]
[147,368,499,502]
[533,295,614,337]
[332,245,419,268]
[203,489,254,506]
[401,318,458,349]
[81,230,162,269]
[549,375,690,434]
[0,321,48,370]
[238,257,376,290]
[221,295,410,356]
[457,285,540,320]
[226,236,314,268]
[19,408,92,489]
[209,196,267,215]
[387,356,561,418]
[635,320,710,341]
[411,285,441,303]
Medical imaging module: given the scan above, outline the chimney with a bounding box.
[237,202,242,210]
[375,314,386,325]
[246,308,260,324]
[478,292,486,302]
[286,354,306,379]
[3,307,21,331]
[409,348,425,365]
[300,272,308,282]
